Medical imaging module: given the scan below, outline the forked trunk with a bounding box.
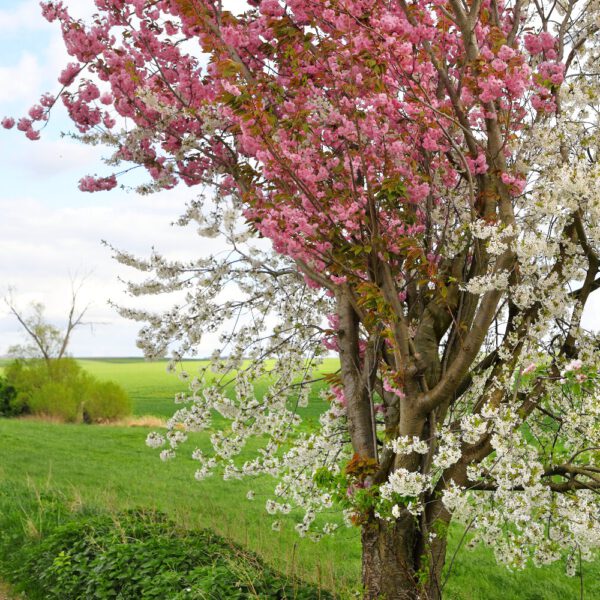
[361,513,448,600]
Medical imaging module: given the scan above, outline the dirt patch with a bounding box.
[16,414,167,428]
[0,581,21,600]
[109,415,167,428]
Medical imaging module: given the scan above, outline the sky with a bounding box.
[0,0,235,357]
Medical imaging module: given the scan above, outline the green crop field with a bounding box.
[74,357,340,419]
[1,358,599,598]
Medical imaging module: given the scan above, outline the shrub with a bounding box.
[0,486,333,600]
[0,376,23,417]
[28,381,85,423]
[2,358,130,423]
[83,380,132,423]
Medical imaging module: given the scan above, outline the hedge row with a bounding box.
[0,358,131,423]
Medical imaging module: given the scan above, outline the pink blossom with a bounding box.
[330,275,348,285]
[260,0,285,18]
[99,92,113,105]
[28,105,45,121]
[491,58,507,72]
[539,31,556,51]
[524,34,544,55]
[497,45,516,61]
[383,378,405,398]
[25,128,40,141]
[80,82,100,102]
[221,81,242,97]
[103,113,116,129]
[303,276,321,289]
[504,68,529,97]
[466,153,489,175]
[479,76,504,103]
[16,118,32,132]
[78,174,118,192]
[480,47,495,60]
[40,93,55,108]
[422,131,440,151]
[331,386,347,407]
[58,62,81,86]
[40,1,65,22]
[500,172,526,195]
[531,95,547,112]
[1,117,15,129]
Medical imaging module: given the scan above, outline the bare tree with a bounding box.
[5,280,90,364]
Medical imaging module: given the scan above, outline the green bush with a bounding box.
[0,376,23,417]
[0,485,332,600]
[83,380,132,422]
[28,381,81,422]
[2,358,131,423]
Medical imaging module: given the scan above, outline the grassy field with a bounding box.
[75,357,339,420]
[1,358,599,598]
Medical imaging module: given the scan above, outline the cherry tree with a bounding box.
[6,0,600,597]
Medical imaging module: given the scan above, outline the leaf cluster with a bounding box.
[0,484,331,600]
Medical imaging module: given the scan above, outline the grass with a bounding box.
[76,358,340,420]
[0,419,360,595]
[1,358,599,598]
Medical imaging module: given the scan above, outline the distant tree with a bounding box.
[5,282,89,365]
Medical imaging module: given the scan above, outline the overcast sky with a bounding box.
[1,0,598,358]
[0,0,225,357]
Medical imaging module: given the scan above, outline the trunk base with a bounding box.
[361,516,446,600]
[362,517,418,599]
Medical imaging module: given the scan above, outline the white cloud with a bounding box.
[4,136,106,177]
[0,186,230,357]
[0,2,52,31]
[0,1,106,114]
[0,53,43,103]
[0,0,97,31]
[0,0,243,357]
[224,0,251,13]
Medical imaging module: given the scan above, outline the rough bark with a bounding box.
[362,517,418,600]
[361,513,448,600]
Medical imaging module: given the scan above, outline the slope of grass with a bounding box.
[77,359,205,417]
[2,357,339,419]
[78,358,339,419]
[0,419,360,595]
[0,482,332,600]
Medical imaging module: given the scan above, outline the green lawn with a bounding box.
[78,358,228,417]
[1,358,599,598]
[0,419,359,595]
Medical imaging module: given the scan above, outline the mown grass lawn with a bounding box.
[1,358,599,598]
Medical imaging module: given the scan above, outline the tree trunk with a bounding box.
[361,514,447,600]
